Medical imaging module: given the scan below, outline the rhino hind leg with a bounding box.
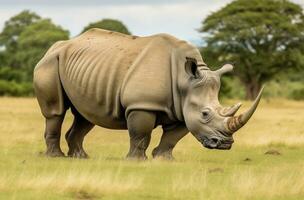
[65,107,94,159]
[34,53,68,157]
[152,124,188,160]
[43,115,66,157]
[126,111,156,160]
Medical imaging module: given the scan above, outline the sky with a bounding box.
[0,0,303,45]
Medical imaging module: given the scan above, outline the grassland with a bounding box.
[0,97,303,200]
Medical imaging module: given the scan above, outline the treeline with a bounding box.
[0,10,131,96]
[0,0,304,100]
[199,0,304,100]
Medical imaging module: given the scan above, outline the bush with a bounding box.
[219,77,245,100]
[0,80,33,96]
[290,88,304,100]
[0,67,26,82]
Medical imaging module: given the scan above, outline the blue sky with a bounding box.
[0,0,303,45]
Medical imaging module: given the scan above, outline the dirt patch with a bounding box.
[264,149,281,155]
[75,190,96,200]
[243,157,252,162]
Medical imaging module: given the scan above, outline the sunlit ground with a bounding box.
[0,97,303,200]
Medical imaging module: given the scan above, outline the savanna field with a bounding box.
[0,97,303,200]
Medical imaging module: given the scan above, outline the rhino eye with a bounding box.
[201,108,213,122]
[202,111,209,117]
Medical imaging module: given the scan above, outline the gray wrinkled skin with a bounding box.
[34,28,262,159]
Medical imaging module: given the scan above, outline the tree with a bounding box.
[16,19,69,80]
[0,67,25,82]
[0,52,6,66]
[0,10,41,68]
[82,19,131,35]
[199,0,304,99]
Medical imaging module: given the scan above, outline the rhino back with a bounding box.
[56,29,204,128]
[59,29,148,128]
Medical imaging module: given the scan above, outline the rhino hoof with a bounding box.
[45,150,65,157]
[126,153,147,161]
[152,148,174,160]
[68,150,89,159]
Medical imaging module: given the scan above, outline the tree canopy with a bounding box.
[199,0,304,99]
[0,10,41,68]
[0,10,69,95]
[17,19,69,80]
[82,19,131,35]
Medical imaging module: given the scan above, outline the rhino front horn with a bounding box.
[226,86,264,133]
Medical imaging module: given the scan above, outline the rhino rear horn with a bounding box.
[219,102,242,117]
[216,64,233,77]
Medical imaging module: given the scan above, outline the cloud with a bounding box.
[0,0,220,6]
[0,0,302,45]
[0,0,231,43]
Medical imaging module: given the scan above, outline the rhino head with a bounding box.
[181,58,263,150]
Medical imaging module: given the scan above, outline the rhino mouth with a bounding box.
[200,136,233,150]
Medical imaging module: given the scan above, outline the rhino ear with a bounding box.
[185,57,199,78]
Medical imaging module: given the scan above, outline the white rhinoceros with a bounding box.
[34,28,263,159]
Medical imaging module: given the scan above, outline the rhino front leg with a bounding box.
[152,124,188,160]
[126,111,156,160]
[65,108,94,159]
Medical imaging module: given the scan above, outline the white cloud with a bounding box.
[0,0,227,6]
[0,0,302,44]
[0,0,231,44]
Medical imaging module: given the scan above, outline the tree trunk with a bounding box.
[244,81,261,100]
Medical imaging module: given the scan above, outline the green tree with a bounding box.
[199,0,304,99]
[82,19,131,35]
[0,51,6,66]
[16,19,69,80]
[0,10,41,68]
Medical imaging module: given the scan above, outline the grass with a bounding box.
[0,97,303,200]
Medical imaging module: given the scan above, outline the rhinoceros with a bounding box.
[34,28,263,159]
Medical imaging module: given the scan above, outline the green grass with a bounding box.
[0,98,303,200]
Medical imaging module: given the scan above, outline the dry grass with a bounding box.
[1,169,142,195]
[230,167,304,198]
[0,97,303,200]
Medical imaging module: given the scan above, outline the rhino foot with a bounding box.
[45,150,65,157]
[68,149,89,159]
[152,147,174,160]
[126,151,148,161]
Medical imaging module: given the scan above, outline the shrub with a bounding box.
[0,80,33,96]
[0,67,26,82]
[290,88,304,100]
